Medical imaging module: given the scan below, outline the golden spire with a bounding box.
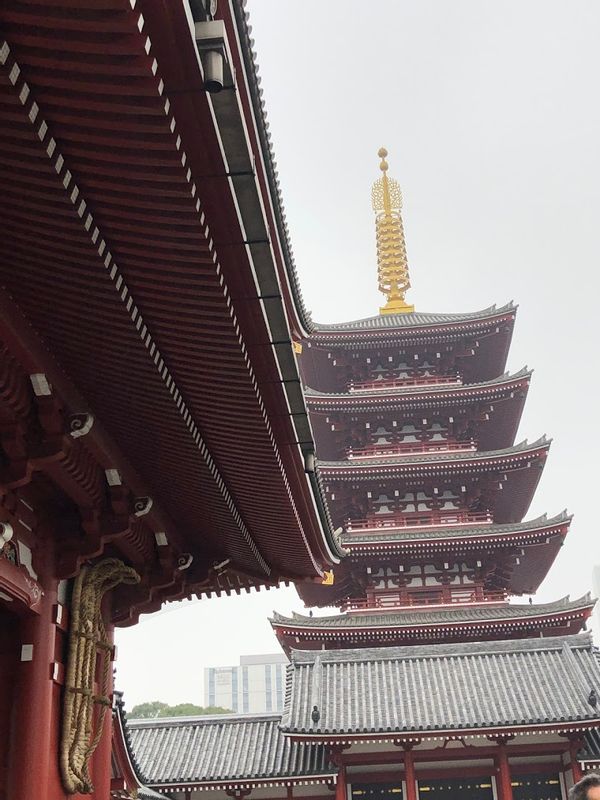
[372,147,414,314]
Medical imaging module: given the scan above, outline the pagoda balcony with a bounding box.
[348,374,462,392]
[346,509,493,533]
[341,588,508,613]
[346,440,476,460]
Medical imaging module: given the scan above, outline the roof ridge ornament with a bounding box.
[372,148,414,315]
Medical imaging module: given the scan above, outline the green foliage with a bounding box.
[130,701,232,719]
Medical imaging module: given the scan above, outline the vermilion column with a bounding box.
[569,739,583,784]
[336,764,347,800]
[403,746,418,800]
[7,535,61,800]
[495,744,514,800]
[91,618,115,799]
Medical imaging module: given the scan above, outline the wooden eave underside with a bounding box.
[0,0,334,610]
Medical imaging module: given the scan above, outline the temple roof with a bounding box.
[319,436,549,474]
[312,303,516,334]
[305,367,531,403]
[342,510,571,546]
[579,728,600,765]
[280,634,600,737]
[128,713,335,788]
[271,594,594,630]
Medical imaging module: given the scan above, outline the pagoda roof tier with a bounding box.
[343,510,571,550]
[280,634,600,740]
[320,436,549,475]
[307,368,531,455]
[0,0,342,616]
[303,304,516,385]
[313,303,516,335]
[128,713,335,791]
[271,594,594,652]
[305,367,531,404]
[297,512,570,607]
[320,438,550,526]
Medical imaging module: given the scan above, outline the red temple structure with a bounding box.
[124,152,600,799]
[0,3,598,800]
[0,1,342,798]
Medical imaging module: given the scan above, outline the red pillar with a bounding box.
[569,740,583,784]
[336,764,347,800]
[495,744,514,800]
[90,618,115,798]
[7,538,62,800]
[404,746,418,800]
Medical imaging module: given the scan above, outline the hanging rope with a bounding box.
[60,558,140,794]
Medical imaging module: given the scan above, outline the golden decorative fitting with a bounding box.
[372,147,414,315]
[60,558,140,794]
[321,569,334,586]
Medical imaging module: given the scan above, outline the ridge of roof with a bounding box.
[311,302,517,333]
[288,632,594,665]
[128,711,282,728]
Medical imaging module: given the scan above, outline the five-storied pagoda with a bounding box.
[128,151,600,800]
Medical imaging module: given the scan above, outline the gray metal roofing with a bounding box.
[280,634,600,735]
[312,303,516,333]
[341,511,571,544]
[305,367,532,401]
[271,594,594,629]
[319,436,550,471]
[138,788,166,800]
[128,713,334,786]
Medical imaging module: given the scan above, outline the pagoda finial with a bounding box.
[372,147,414,315]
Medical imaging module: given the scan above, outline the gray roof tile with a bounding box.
[129,714,334,786]
[271,594,594,629]
[312,303,516,333]
[280,634,600,736]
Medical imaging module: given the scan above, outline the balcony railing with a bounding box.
[345,509,493,533]
[346,440,476,459]
[341,588,508,613]
[348,374,462,392]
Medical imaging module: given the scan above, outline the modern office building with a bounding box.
[204,654,288,714]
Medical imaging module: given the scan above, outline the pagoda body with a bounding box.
[273,153,593,651]
[274,309,594,649]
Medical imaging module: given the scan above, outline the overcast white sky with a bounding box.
[115,0,600,709]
